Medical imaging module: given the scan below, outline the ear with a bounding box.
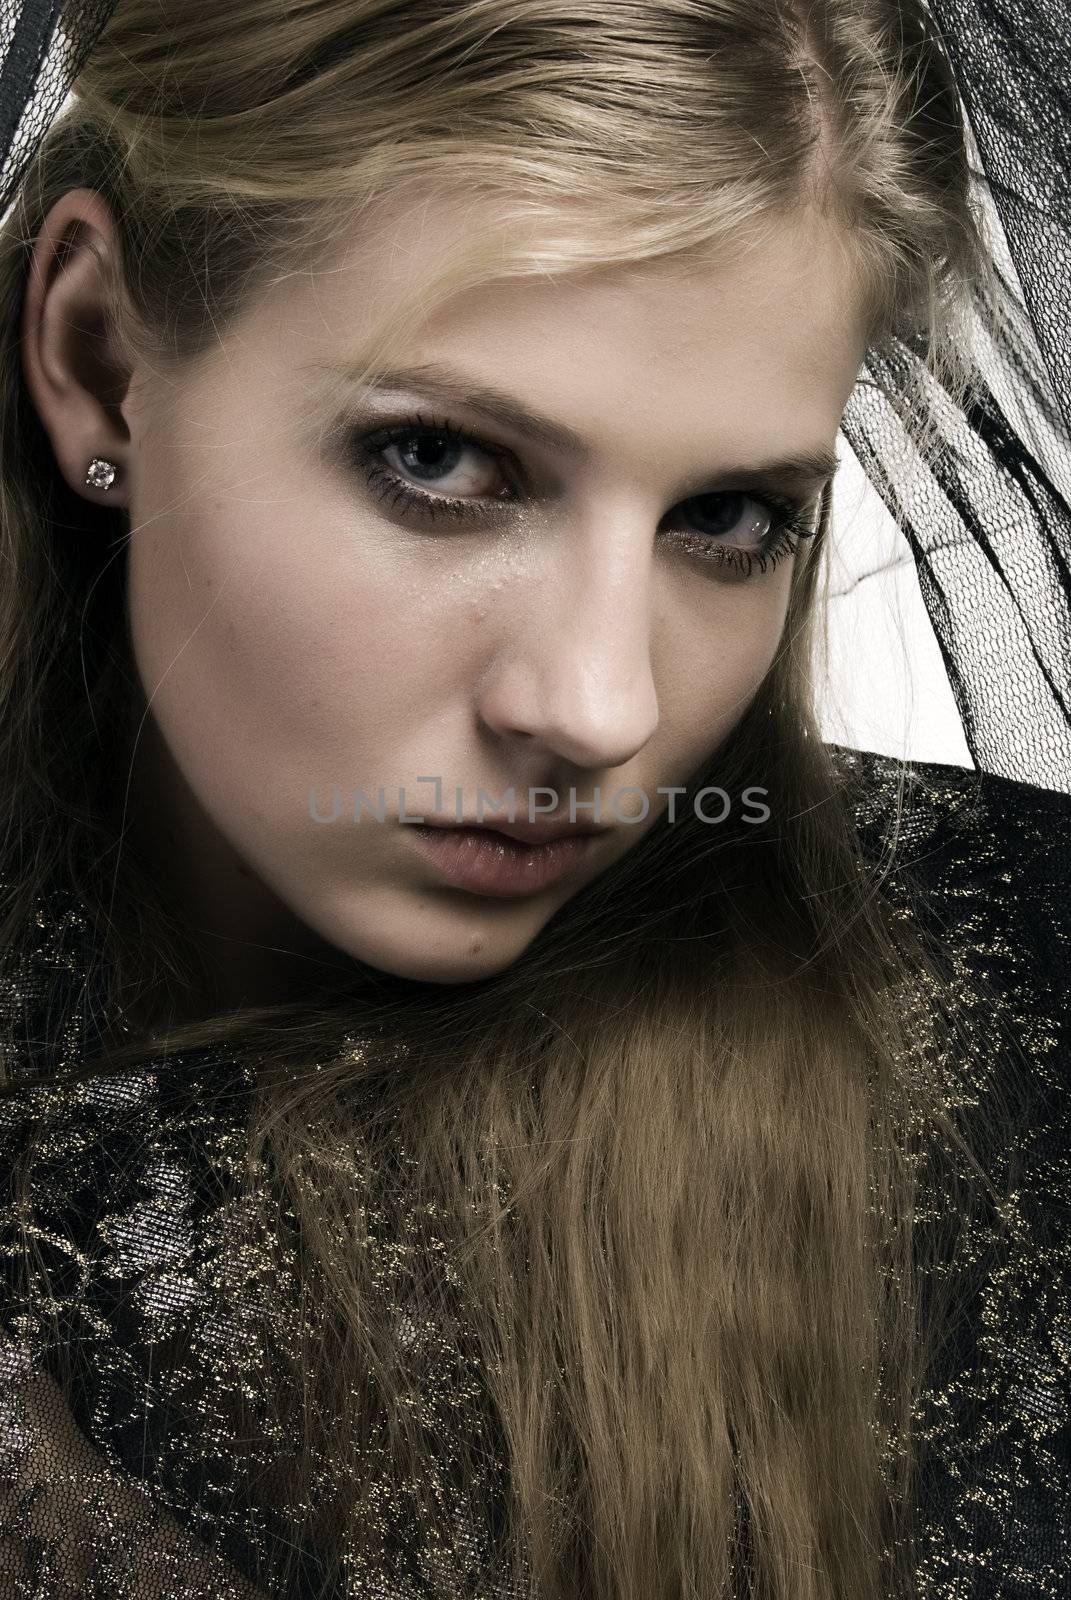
[20,186,137,509]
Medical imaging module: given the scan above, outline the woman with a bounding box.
[0,2,1067,1597]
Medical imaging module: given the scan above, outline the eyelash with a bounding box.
[348,411,817,579]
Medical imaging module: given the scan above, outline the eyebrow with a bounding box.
[310,357,842,497]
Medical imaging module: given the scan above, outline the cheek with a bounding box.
[652,575,792,774]
[124,492,451,823]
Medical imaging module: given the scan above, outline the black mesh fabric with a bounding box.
[839,0,1071,791]
[0,1,112,219]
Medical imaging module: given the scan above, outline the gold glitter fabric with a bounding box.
[0,746,1068,1598]
[836,748,1071,1599]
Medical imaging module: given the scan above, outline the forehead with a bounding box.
[262,193,873,462]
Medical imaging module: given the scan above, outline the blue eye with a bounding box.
[350,413,817,578]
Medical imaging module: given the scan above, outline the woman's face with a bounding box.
[27,190,871,997]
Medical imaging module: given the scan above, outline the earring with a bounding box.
[85,457,118,490]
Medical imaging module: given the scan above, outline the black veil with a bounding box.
[3,0,1070,792]
[841,0,1071,792]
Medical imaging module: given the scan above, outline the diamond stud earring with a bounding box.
[85,457,118,490]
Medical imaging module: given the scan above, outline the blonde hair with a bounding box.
[0,3,1019,1596]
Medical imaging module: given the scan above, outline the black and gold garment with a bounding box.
[0,747,1068,1599]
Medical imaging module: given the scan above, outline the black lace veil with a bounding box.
[3,0,1070,793]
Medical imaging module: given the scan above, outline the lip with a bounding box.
[405,821,603,897]
[419,815,609,846]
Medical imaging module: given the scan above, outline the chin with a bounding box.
[320,915,530,988]
[306,881,552,988]
[366,942,525,987]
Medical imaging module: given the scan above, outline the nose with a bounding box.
[475,513,661,771]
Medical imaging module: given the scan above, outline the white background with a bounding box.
[814,444,973,769]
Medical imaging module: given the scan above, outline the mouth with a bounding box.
[419,815,609,847]
[405,819,604,898]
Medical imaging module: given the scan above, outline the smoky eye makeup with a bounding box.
[332,404,825,581]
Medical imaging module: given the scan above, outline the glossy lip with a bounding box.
[417,815,610,846]
[405,820,603,897]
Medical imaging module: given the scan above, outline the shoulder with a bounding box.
[0,1047,253,1169]
[826,744,1071,991]
[0,877,114,1080]
[827,743,1070,1232]
[827,741,1071,857]
[0,1050,287,1594]
[828,750,1071,1576]
[0,1053,254,1319]
[0,1048,255,1499]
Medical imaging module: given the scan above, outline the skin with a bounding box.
[21,188,871,1020]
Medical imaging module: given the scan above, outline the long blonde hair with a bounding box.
[0,3,1021,1596]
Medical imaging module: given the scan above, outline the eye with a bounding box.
[353,413,515,519]
[380,421,509,499]
[664,492,794,552]
[348,413,819,577]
